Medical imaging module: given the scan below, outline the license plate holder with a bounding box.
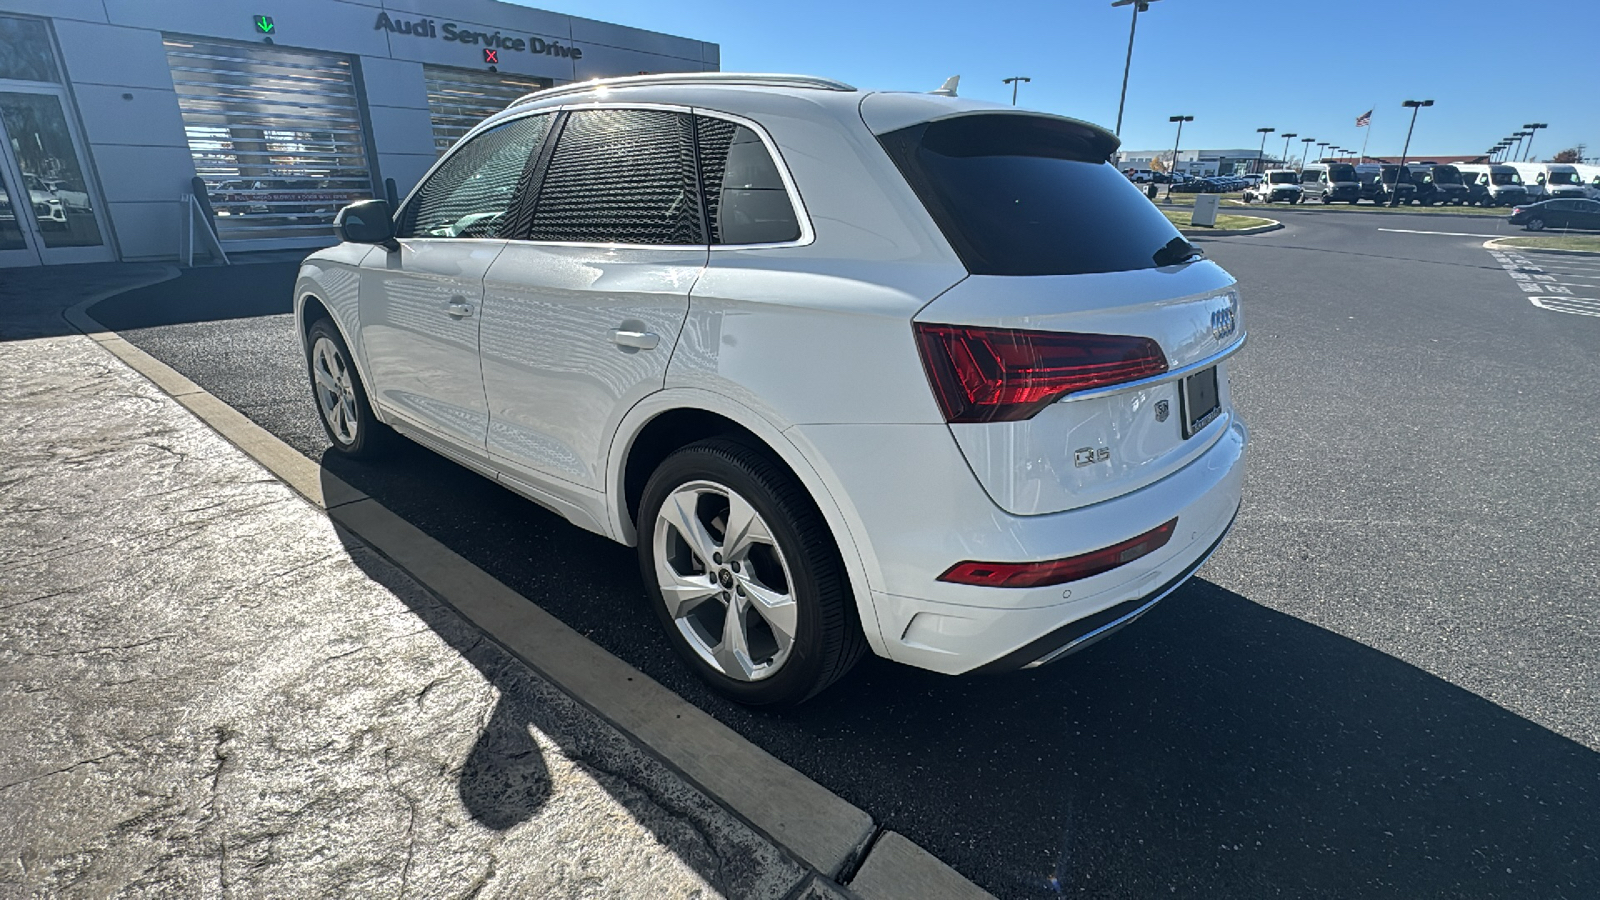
[1181,366,1220,438]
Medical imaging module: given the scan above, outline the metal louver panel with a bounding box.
[424,66,553,156]
[165,36,373,244]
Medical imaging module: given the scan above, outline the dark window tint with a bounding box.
[878,115,1185,276]
[697,117,801,244]
[0,16,59,83]
[400,114,550,239]
[1328,164,1356,181]
[529,109,702,245]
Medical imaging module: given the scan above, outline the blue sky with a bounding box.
[521,0,1596,161]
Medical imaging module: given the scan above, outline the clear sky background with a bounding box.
[519,0,1596,161]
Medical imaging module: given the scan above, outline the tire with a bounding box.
[1321,194,1332,204]
[637,438,866,707]
[306,317,393,459]
[1525,218,1545,232]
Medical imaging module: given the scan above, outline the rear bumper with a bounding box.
[790,416,1248,675]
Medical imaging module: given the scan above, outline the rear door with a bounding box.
[359,113,552,456]
[480,108,706,490]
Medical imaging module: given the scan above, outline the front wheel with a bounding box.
[1525,218,1546,232]
[637,439,865,707]
[306,318,393,458]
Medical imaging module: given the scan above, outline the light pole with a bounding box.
[1278,132,1297,167]
[1317,141,1330,163]
[1003,76,1031,106]
[1510,131,1530,162]
[1169,114,1193,179]
[1111,0,1164,136]
[1392,99,1433,206]
[1522,122,1548,161]
[1300,137,1316,168]
[1254,127,1274,174]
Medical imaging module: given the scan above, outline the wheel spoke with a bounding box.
[661,491,720,568]
[741,578,797,649]
[660,571,721,619]
[713,594,756,680]
[313,366,339,394]
[723,491,772,564]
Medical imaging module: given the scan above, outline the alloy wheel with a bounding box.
[652,480,798,682]
[311,336,359,445]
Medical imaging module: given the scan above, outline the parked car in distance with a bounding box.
[1509,198,1600,231]
[1300,162,1361,204]
[1243,169,1301,203]
[1355,164,1417,205]
[295,73,1249,707]
[1458,163,1529,207]
[1410,164,1470,206]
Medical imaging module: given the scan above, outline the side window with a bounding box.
[399,114,550,239]
[528,108,702,245]
[697,117,803,245]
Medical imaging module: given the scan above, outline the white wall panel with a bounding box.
[71,84,189,149]
[104,200,184,259]
[368,104,436,156]
[93,146,199,203]
[102,0,391,57]
[53,21,175,90]
[358,56,428,110]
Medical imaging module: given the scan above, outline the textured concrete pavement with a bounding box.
[0,330,807,898]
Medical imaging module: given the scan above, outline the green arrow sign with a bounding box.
[254,16,275,34]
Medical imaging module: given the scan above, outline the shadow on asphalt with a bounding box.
[87,262,298,331]
[317,444,1599,899]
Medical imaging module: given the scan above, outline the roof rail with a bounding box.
[509,72,857,108]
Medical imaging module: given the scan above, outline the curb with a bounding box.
[1181,218,1282,237]
[62,285,994,900]
[1481,237,1600,256]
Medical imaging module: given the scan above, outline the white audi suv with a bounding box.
[295,73,1248,706]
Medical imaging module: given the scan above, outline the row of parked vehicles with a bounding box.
[1240,161,1600,207]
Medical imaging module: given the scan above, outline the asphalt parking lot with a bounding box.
[94,208,1600,898]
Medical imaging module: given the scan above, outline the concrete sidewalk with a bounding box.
[0,322,821,896]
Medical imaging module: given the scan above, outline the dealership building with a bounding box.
[0,0,718,267]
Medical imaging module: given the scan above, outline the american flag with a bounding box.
[1356,109,1373,127]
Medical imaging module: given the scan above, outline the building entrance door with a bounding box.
[0,14,114,267]
[0,87,115,266]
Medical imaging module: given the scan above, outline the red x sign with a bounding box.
[483,49,499,64]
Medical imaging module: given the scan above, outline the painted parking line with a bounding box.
[1378,227,1507,237]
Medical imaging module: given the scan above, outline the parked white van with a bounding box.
[1505,162,1588,201]
[1457,164,1529,207]
[1574,164,1600,197]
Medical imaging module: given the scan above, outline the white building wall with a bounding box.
[52,20,196,262]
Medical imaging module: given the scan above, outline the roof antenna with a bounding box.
[930,75,960,97]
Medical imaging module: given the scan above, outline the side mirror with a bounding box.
[335,199,398,251]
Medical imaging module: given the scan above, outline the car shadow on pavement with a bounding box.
[320,455,807,896]
[317,445,1600,900]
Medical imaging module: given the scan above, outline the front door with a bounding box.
[356,112,554,457]
[0,14,114,267]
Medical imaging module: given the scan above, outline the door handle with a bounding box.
[445,299,474,319]
[610,329,660,350]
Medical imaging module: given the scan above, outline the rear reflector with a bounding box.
[914,324,1167,423]
[938,518,1178,588]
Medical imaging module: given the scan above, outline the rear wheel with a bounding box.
[306,318,393,458]
[1525,217,1546,232]
[637,439,865,707]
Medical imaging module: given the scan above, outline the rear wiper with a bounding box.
[1153,236,1204,267]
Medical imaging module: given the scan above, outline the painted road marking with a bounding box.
[1379,227,1507,237]
[1487,248,1600,317]
[1530,296,1600,317]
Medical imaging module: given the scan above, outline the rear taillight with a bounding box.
[939,518,1179,588]
[914,324,1167,423]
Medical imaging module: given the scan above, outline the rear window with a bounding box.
[877,115,1186,276]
